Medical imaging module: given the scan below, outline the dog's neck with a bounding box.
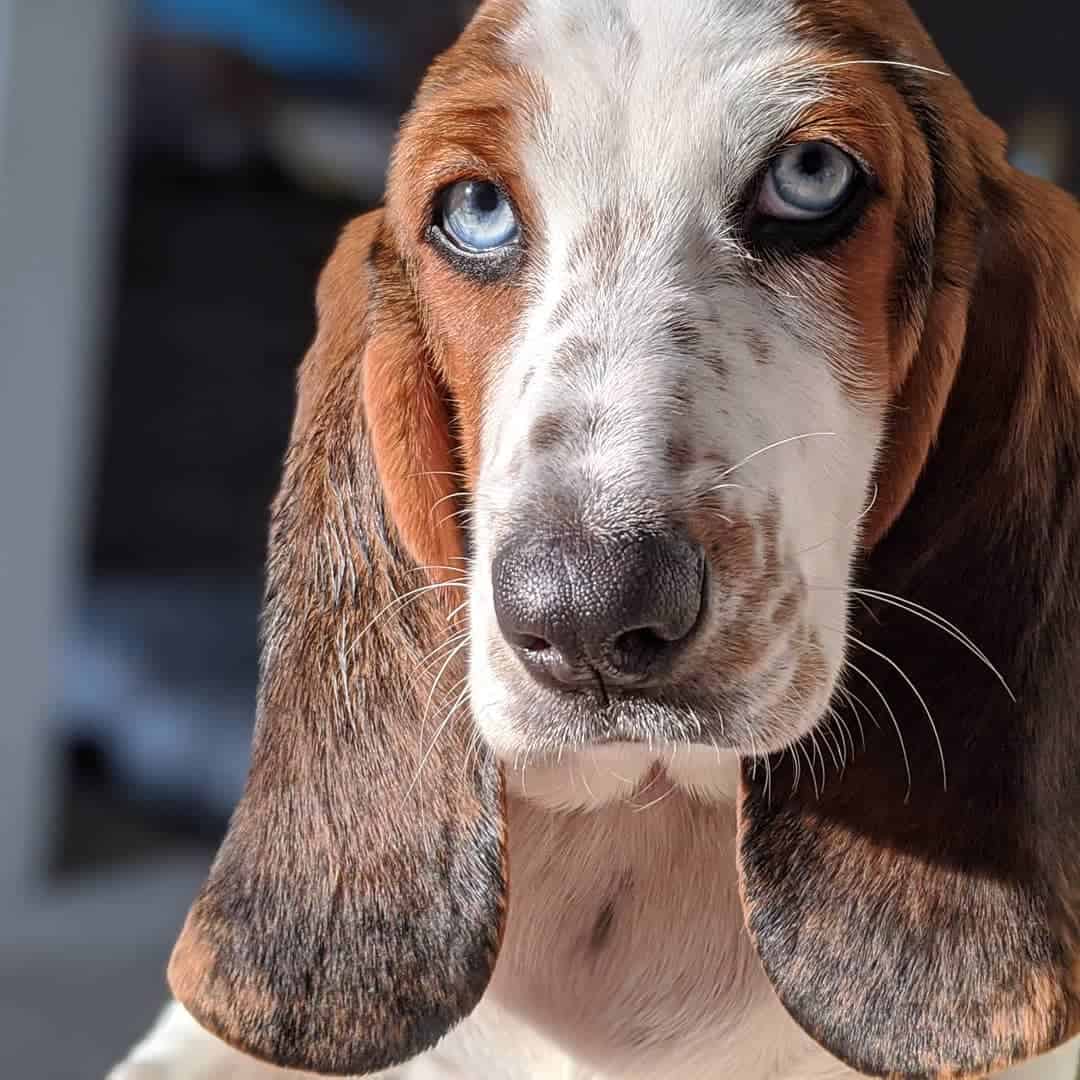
[494,757,852,1079]
[503,743,742,814]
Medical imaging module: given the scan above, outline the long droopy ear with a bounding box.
[167,211,507,1076]
[738,131,1080,1079]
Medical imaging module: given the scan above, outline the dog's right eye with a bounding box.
[438,180,520,254]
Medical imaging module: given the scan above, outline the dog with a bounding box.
[110,0,1080,1076]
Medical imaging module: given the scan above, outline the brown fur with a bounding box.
[386,0,539,483]
[740,9,1080,1078]
[166,210,508,1076]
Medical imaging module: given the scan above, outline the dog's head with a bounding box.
[168,2,1080,1077]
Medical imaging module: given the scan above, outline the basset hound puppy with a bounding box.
[110,0,1080,1078]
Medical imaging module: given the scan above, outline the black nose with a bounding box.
[492,527,706,690]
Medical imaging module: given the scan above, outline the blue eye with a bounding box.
[439,180,520,253]
[758,142,859,221]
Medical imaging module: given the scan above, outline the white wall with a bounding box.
[0,0,127,905]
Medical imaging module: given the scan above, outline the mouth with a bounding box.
[499,682,756,760]
[481,613,834,766]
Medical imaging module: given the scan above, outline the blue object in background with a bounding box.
[140,0,386,80]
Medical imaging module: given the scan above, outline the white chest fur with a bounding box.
[486,752,854,1080]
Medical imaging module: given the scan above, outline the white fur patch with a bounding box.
[469,0,883,769]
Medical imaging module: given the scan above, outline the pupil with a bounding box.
[470,182,500,214]
[799,146,826,177]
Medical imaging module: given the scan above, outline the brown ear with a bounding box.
[738,146,1080,1076]
[167,211,506,1077]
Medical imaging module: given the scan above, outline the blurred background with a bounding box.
[0,1,1075,1076]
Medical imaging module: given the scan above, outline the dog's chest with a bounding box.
[489,791,838,1079]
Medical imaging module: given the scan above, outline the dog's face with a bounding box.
[389,0,934,775]
[167,3,1080,1078]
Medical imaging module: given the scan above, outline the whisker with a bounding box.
[794,484,879,557]
[431,489,471,514]
[843,656,913,803]
[822,710,845,771]
[437,506,476,530]
[629,763,664,796]
[816,59,951,79]
[421,645,469,727]
[696,480,750,499]
[846,632,947,794]
[578,755,597,804]
[446,598,471,623]
[400,683,471,809]
[714,431,838,483]
[818,718,843,773]
[809,729,829,790]
[402,565,472,579]
[836,683,874,747]
[788,743,801,796]
[354,578,466,644]
[462,728,486,787]
[633,777,679,814]
[416,630,469,673]
[799,739,821,799]
[409,469,469,482]
[829,706,856,768]
[850,587,1015,702]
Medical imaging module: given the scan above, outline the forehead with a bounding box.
[507,0,826,209]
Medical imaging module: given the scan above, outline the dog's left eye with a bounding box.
[439,180,520,253]
[757,142,859,220]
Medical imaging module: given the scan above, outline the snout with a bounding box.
[492,527,706,691]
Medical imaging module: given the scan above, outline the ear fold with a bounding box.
[738,160,1080,1076]
[364,308,463,584]
[167,211,506,1077]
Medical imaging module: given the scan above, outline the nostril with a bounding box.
[511,632,551,654]
[610,626,673,673]
[614,626,668,652]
